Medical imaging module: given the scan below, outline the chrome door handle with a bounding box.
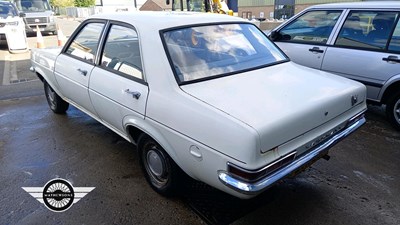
[124,89,141,99]
[308,47,324,54]
[77,68,87,76]
[382,55,400,63]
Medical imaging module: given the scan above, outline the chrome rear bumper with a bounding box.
[218,113,366,196]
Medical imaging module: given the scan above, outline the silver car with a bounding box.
[269,2,400,130]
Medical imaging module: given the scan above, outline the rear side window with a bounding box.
[100,24,143,80]
[65,23,105,63]
[277,10,342,44]
[335,11,399,50]
[389,18,400,52]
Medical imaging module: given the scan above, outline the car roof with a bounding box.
[310,1,400,9]
[89,11,247,31]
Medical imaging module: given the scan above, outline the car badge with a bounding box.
[35,19,40,23]
[351,95,358,106]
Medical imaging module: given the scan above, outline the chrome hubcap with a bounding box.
[147,149,164,177]
[394,98,400,123]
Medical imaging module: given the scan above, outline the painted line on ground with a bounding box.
[2,55,10,85]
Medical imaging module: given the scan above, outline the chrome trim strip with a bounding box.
[227,151,297,175]
[218,115,366,195]
[349,108,367,122]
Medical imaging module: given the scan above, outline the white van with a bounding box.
[0,0,28,53]
[11,0,56,35]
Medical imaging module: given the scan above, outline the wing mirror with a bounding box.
[19,12,26,17]
[269,30,280,41]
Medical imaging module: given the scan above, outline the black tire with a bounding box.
[44,81,69,114]
[138,135,183,196]
[386,91,400,131]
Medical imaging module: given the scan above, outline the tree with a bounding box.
[50,0,74,8]
[74,0,96,7]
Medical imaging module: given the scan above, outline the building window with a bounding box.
[274,0,294,19]
[242,11,252,19]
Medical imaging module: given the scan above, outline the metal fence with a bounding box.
[55,6,136,18]
[54,7,95,17]
[65,7,96,18]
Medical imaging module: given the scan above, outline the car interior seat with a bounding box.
[367,13,395,48]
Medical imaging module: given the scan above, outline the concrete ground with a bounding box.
[0,17,399,225]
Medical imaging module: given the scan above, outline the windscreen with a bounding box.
[0,3,18,17]
[14,0,51,12]
[163,23,287,83]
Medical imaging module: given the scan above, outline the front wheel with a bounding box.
[386,91,400,131]
[44,81,69,114]
[138,135,183,196]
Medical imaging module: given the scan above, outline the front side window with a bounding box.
[278,10,342,44]
[65,23,104,63]
[100,25,143,80]
[335,11,399,50]
[163,23,287,83]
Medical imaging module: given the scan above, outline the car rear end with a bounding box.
[181,64,367,198]
[218,101,366,196]
[160,20,367,198]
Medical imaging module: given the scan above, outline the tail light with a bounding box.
[227,151,296,182]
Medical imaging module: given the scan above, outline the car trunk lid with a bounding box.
[180,62,366,153]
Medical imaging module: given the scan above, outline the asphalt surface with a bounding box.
[0,17,399,225]
[0,96,203,225]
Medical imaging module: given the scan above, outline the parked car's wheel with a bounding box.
[44,81,69,114]
[138,135,182,196]
[386,91,400,130]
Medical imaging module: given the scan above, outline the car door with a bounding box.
[89,23,148,134]
[273,10,343,69]
[54,22,106,117]
[322,10,400,100]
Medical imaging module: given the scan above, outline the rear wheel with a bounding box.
[386,91,400,131]
[44,81,69,114]
[138,135,183,196]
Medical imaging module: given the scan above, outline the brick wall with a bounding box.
[238,6,275,19]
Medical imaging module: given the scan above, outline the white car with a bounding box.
[30,12,366,199]
[0,0,28,53]
[269,2,400,130]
